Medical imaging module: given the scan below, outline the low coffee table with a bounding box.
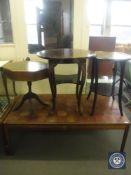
[2,94,130,154]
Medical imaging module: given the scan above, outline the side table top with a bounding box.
[37,49,94,61]
[3,61,49,81]
[3,61,48,72]
[95,51,131,61]
[0,60,10,68]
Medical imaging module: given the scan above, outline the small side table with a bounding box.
[2,61,49,114]
[88,52,131,116]
[37,49,93,114]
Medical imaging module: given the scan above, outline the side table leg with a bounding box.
[87,58,95,100]
[76,63,81,100]
[90,58,98,116]
[12,80,17,96]
[118,61,126,116]
[120,125,130,152]
[112,62,117,100]
[77,60,86,114]
[48,62,57,114]
[14,81,48,111]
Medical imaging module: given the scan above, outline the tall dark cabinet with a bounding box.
[36,0,73,50]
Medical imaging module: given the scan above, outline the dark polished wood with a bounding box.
[2,94,130,154]
[37,49,93,114]
[3,61,49,81]
[2,61,49,113]
[88,51,131,116]
[37,49,90,61]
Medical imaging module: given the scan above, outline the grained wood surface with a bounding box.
[3,95,130,130]
[3,61,49,81]
[37,49,91,61]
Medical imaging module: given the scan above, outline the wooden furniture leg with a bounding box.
[120,125,130,152]
[87,57,96,100]
[48,61,57,114]
[2,124,13,155]
[118,61,126,116]
[77,60,86,114]
[76,63,81,100]
[112,62,117,100]
[14,81,48,111]
[12,80,17,96]
[90,58,99,115]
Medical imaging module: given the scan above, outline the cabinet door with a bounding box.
[37,0,73,49]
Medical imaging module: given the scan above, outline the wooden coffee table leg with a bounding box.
[2,124,13,155]
[120,125,130,152]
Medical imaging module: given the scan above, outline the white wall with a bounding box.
[73,0,89,49]
[0,0,89,95]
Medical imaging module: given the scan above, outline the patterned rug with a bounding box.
[0,96,9,118]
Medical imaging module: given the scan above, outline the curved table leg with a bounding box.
[12,80,17,96]
[14,81,48,111]
[76,63,81,100]
[48,61,57,114]
[112,62,117,100]
[77,60,86,114]
[90,58,99,116]
[118,61,126,116]
[87,58,95,100]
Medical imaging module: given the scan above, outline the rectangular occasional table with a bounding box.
[2,94,130,154]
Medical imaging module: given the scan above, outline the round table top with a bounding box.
[37,49,131,62]
[3,61,49,81]
[3,61,48,72]
[95,51,131,61]
[37,49,92,61]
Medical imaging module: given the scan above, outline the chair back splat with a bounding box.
[88,36,116,77]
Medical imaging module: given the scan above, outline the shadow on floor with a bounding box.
[0,130,130,161]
